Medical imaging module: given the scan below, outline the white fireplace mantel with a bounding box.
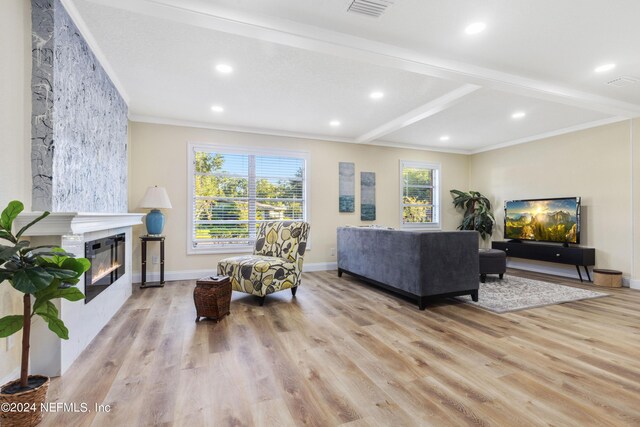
[14,212,145,236]
[13,212,145,377]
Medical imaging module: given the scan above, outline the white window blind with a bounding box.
[189,144,307,252]
[400,161,440,228]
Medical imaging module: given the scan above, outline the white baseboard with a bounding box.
[132,262,338,283]
[630,279,640,290]
[304,262,337,272]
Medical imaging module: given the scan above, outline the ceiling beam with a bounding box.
[83,0,640,117]
[356,84,481,143]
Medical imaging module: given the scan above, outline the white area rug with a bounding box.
[456,275,608,313]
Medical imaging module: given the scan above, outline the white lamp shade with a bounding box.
[139,186,172,209]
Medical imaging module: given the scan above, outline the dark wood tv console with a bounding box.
[491,241,595,282]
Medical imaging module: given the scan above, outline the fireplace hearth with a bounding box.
[85,233,126,303]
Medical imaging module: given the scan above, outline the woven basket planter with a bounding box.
[0,375,50,427]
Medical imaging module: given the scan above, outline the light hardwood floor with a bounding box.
[42,269,640,426]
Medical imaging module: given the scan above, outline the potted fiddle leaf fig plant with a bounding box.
[0,200,90,427]
[450,190,496,242]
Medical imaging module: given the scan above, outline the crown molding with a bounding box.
[62,0,130,105]
[130,114,634,156]
[128,114,475,154]
[470,116,629,154]
[128,114,355,144]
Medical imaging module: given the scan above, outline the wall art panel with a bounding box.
[339,162,355,213]
[361,171,376,221]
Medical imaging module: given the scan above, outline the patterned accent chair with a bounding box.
[217,221,310,305]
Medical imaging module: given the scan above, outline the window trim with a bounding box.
[187,142,310,254]
[399,160,441,230]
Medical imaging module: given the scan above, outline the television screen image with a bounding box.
[504,197,580,244]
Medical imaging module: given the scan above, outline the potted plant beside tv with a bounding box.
[450,190,496,244]
[0,200,90,427]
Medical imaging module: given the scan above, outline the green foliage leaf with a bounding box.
[61,257,91,275]
[34,281,84,311]
[0,315,23,337]
[11,267,54,294]
[15,211,50,240]
[55,287,85,302]
[35,300,59,319]
[36,257,89,288]
[33,280,59,311]
[27,248,73,260]
[35,248,79,268]
[0,201,24,231]
[37,312,69,340]
[43,267,79,280]
[0,244,22,264]
[25,250,73,259]
[0,229,16,244]
[1,262,19,272]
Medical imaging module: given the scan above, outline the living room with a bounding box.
[2,0,640,425]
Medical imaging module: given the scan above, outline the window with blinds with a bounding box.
[400,161,440,228]
[188,144,307,253]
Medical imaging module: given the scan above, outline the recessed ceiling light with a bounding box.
[594,63,616,73]
[370,91,384,100]
[439,135,450,141]
[211,105,224,113]
[215,64,233,74]
[329,120,341,127]
[511,111,526,119]
[465,22,486,35]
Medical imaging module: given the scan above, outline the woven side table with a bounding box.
[194,275,231,322]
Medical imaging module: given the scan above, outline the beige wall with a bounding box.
[470,121,633,279]
[0,0,31,381]
[129,122,470,276]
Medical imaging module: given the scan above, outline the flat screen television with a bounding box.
[504,197,581,244]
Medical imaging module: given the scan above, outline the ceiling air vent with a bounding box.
[606,76,639,87]
[347,0,395,18]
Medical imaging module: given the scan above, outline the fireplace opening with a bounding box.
[84,233,125,303]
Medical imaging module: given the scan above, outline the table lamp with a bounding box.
[139,186,172,235]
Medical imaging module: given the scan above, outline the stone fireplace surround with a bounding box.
[13,212,144,377]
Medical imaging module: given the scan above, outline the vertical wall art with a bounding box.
[361,172,376,221]
[339,162,355,213]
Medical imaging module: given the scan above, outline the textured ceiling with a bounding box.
[69,0,640,152]
[384,89,611,150]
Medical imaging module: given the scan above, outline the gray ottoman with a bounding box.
[479,249,506,283]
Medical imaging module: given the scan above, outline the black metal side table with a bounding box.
[140,235,165,288]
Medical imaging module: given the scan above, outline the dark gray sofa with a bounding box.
[337,227,479,310]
